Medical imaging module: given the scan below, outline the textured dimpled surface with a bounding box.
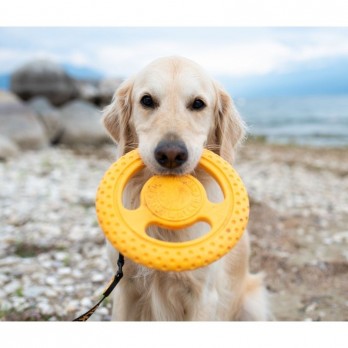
[96,149,249,272]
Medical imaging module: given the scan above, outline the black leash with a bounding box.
[73,253,124,321]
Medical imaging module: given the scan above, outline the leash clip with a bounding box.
[73,253,124,321]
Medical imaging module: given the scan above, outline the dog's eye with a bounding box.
[140,95,155,108]
[191,98,206,110]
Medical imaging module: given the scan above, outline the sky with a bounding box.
[1,27,348,96]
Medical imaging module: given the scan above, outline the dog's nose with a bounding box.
[154,140,188,169]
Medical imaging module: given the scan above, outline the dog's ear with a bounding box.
[103,78,137,155]
[209,83,246,163]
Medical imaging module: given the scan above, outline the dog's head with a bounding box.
[103,56,245,174]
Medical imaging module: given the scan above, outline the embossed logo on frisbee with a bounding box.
[143,175,204,222]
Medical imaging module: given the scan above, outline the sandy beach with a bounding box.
[0,140,347,321]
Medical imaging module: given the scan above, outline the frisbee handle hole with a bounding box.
[122,168,150,209]
[196,167,225,204]
[145,221,211,243]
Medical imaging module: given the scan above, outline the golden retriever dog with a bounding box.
[103,56,269,321]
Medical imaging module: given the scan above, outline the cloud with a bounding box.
[0,48,58,73]
[91,39,291,77]
[64,51,92,67]
[93,35,348,78]
[1,28,348,78]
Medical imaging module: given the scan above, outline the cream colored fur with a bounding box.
[103,56,269,321]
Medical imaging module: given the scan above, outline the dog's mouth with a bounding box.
[151,164,191,176]
[139,136,203,176]
[141,150,203,176]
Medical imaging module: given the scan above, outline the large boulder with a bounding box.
[10,59,78,106]
[76,78,123,107]
[28,97,63,143]
[98,78,123,106]
[59,100,110,146]
[0,90,48,150]
[75,79,99,105]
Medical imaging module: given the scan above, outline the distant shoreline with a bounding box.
[246,135,348,149]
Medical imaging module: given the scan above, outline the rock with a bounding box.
[0,273,9,285]
[50,72,126,108]
[54,251,68,262]
[332,231,348,243]
[7,211,31,226]
[28,97,63,143]
[64,285,75,294]
[0,90,48,150]
[45,289,58,297]
[98,78,123,106]
[78,192,95,207]
[66,300,79,312]
[59,100,110,146]
[46,276,57,286]
[76,78,123,107]
[37,301,54,315]
[23,286,46,298]
[57,267,71,275]
[81,297,92,307]
[76,79,99,104]
[3,280,21,294]
[10,59,78,106]
[91,273,104,282]
[0,135,19,160]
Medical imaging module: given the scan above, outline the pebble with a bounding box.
[38,302,54,315]
[54,252,68,262]
[305,303,317,313]
[72,269,83,278]
[81,297,93,307]
[78,192,96,207]
[332,231,348,243]
[44,289,58,297]
[23,286,46,298]
[0,274,9,285]
[66,300,79,312]
[11,296,27,307]
[64,285,75,293]
[60,278,74,285]
[7,212,31,227]
[91,273,105,282]
[323,237,333,245]
[3,280,21,294]
[46,276,58,286]
[0,256,20,266]
[57,267,72,275]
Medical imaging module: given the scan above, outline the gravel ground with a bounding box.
[237,142,348,321]
[0,141,347,321]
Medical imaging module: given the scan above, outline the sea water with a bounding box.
[235,95,348,147]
